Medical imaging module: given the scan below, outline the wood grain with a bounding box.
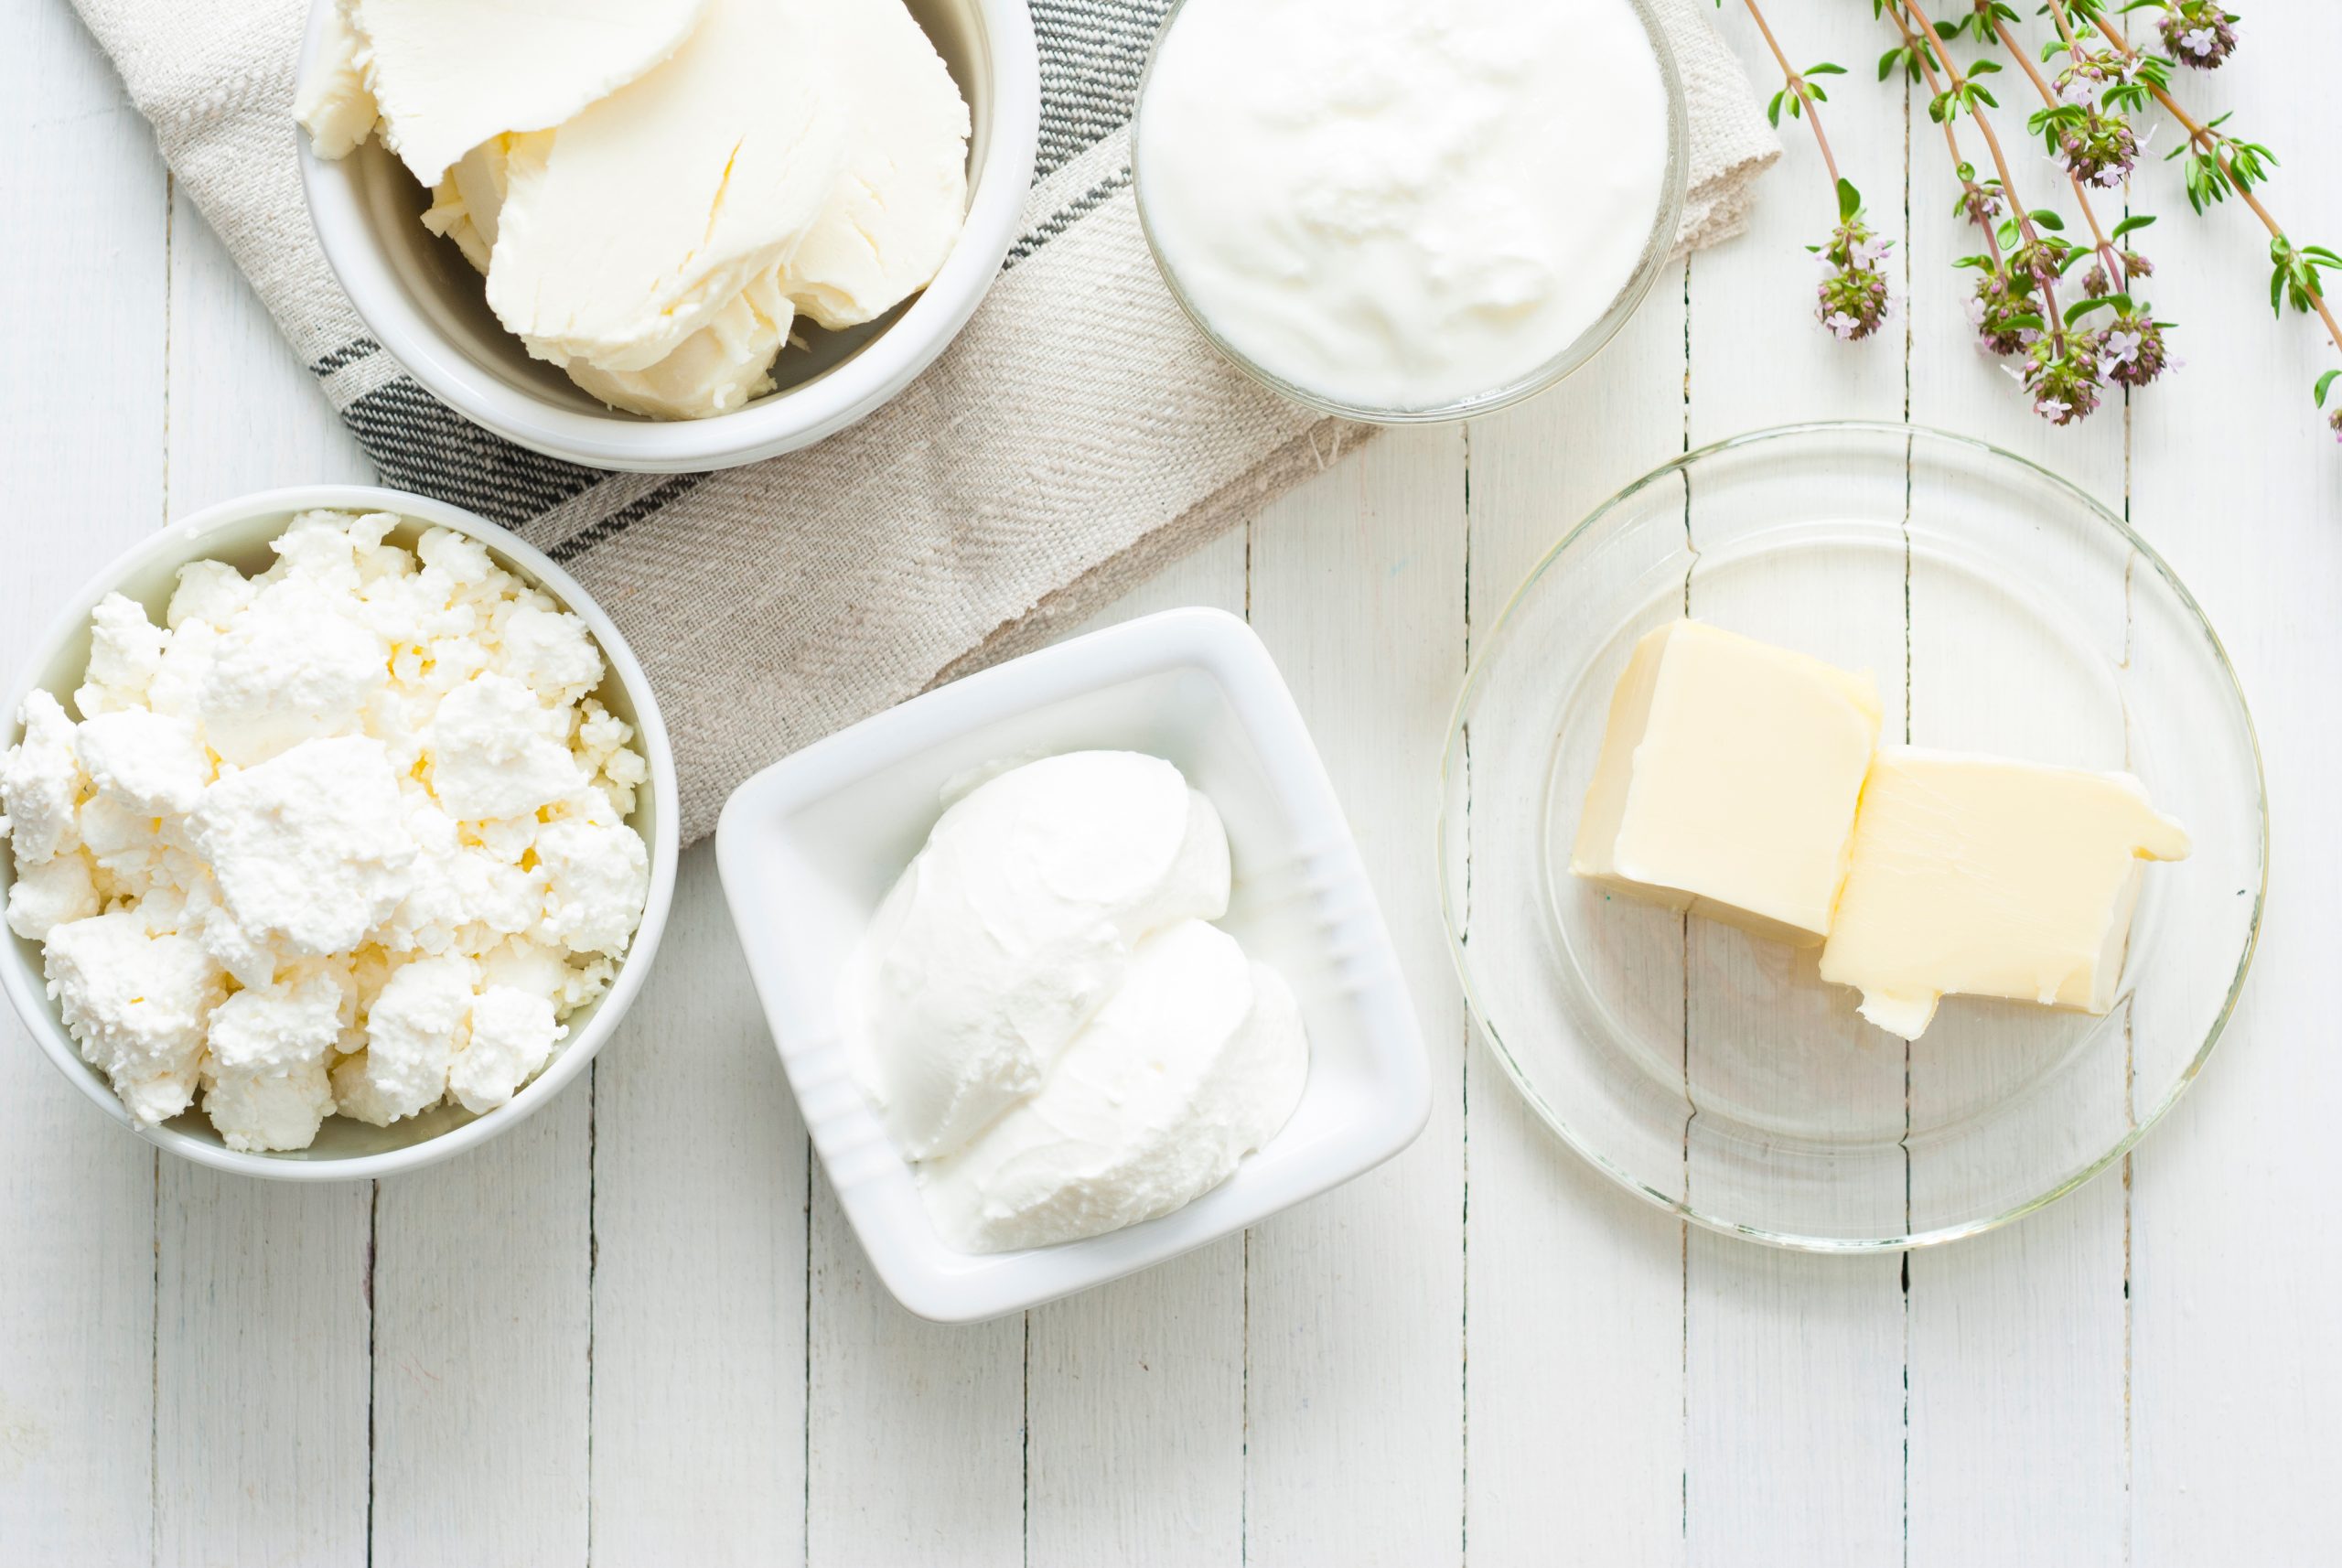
[1242,425,1469,1565]
[0,6,164,1558]
[1460,279,1694,1568]
[2125,3,2342,1558]
[588,849,810,1568]
[1023,531,1252,1568]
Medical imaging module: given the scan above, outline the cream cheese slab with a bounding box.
[1571,619,1882,947]
[779,0,972,330]
[486,0,848,377]
[336,0,712,188]
[1818,747,2192,1040]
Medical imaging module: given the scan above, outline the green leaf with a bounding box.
[2304,246,2342,265]
[1970,82,2000,108]
[2317,369,2341,408]
[1767,89,1785,127]
[1806,84,1828,104]
[2005,313,2047,331]
[2111,214,2158,238]
[1838,177,1863,222]
[1806,61,1848,76]
[2030,209,2066,231]
[1879,46,1906,81]
[1969,58,2003,76]
[2065,296,2124,325]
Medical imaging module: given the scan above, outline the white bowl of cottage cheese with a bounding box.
[0,486,678,1178]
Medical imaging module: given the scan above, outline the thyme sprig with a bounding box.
[2057,0,2342,436]
[1730,0,1895,340]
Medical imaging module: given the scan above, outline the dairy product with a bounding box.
[1137,0,1671,412]
[317,0,712,188]
[778,0,972,331]
[485,0,847,378]
[0,510,655,1150]
[297,0,971,422]
[1819,749,2193,1040]
[1572,620,1883,947]
[849,751,1232,1160]
[923,919,1309,1253]
[843,752,1308,1252]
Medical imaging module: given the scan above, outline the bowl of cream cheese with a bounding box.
[1132,0,1688,423]
[715,608,1430,1321]
[294,0,1041,471]
[0,486,681,1179]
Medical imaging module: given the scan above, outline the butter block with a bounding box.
[1571,619,1883,947]
[1818,747,2192,1039]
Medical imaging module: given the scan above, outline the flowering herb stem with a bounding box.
[1905,0,2068,344]
[1987,7,2125,290]
[1742,0,1842,185]
[1883,0,2006,268]
[2069,4,2342,362]
[1730,0,1893,340]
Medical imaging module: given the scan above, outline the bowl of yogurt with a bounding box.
[0,486,680,1179]
[295,0,1041,471]
[1133,0,1688,422]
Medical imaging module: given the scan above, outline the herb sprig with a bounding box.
[1732,0,1896,340]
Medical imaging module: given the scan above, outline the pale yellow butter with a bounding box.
[1818,747,2191,1039]
[1571,620,1883,947]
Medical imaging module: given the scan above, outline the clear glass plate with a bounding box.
[1439,423,2265,1249]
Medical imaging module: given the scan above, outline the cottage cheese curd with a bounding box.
[297,0,971,422]
[0,510,654,1151]
[843,752,1309,1253]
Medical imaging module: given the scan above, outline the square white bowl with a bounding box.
[714,607,1429,1322]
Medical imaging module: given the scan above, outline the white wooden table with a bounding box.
[6,3,2339,1562]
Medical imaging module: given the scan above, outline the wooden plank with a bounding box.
[1242,424,1467,1565]
[805,1177,1025,1565]
[148,188,377,1568]
[0,4,167,1559]
[1023,531,1252,1568]
[369,1097,593,1568]
[1896,23,2133,1555]
[1459,277,1693,1568]
[1682,7,1908,1563]
[588,848,810,1566]
[2124,6,2342,1558]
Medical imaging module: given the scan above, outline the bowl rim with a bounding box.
[714,606,1432,1320]
[0,484,682,1180]
[1434,419,2270,1252]
[1128,0,1691,425]
[294,0,1043,473]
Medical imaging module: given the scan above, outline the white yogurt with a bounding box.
[1137,0,1672,413]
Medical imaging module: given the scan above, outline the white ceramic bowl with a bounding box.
[295,0,1042,472]
[716,608,1430,1321]
[0,486,681,1180]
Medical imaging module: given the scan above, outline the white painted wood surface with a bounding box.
[4,1,2340,1562]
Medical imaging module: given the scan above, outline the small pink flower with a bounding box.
[2037,398,2071,419]
[1824,311,1861,341]
[2101,329,2143,367]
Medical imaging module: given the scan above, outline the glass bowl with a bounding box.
[1128,0,1690,425]
[1439,423,2265,1249]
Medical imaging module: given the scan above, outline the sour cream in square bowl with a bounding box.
[717,608,1431,1322]
[0,486,679,1179]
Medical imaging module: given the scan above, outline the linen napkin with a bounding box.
[68,0,1778,842]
